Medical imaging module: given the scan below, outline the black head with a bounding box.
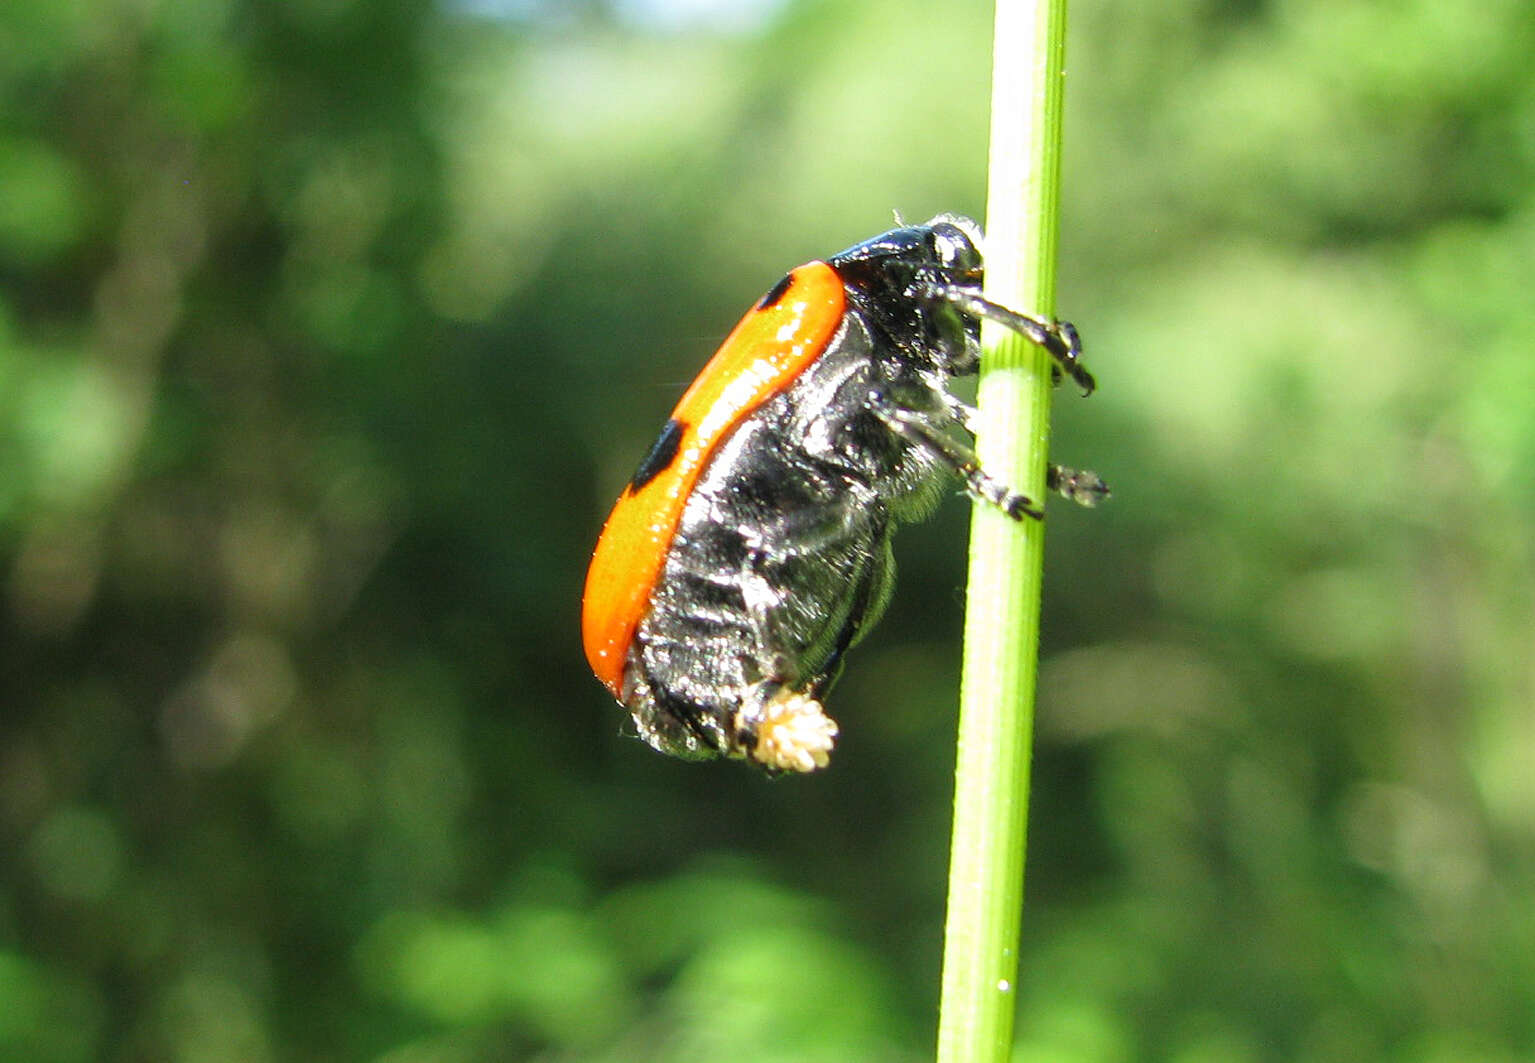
[826,215,987,367]
[827,214,983,283]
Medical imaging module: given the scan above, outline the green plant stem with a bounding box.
[935,0,1068,1061]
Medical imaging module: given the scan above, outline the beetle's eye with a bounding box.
[929,218,983,275]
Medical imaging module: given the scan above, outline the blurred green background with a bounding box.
[2,0,1533,1060]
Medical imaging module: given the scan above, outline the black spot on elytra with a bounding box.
[757,272,794,309]
[630,417,686,491]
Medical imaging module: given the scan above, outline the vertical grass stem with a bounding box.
[935,0,1069,1059]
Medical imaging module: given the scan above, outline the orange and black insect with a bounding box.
[582,215,1104,773]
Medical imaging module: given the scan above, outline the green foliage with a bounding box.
[1,0,1533,1060]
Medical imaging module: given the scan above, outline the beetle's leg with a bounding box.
[1047,464,1112,507]
[942,392,979,434]
[869,393,1043,520]
[925,282,1094,395]
[942,394,1110,508]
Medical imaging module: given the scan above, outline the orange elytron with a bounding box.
[582,262,846,694]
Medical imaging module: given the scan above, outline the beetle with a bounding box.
[582,214,1105,773]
